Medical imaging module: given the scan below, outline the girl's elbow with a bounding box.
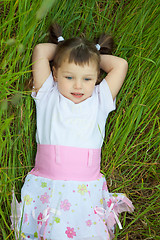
[121,59,128,73]
[122,59,128,69]
[32,44,44,60]
[33,44,43,54]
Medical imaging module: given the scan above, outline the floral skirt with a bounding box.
[11,173,134,240]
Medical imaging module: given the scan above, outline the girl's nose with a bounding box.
[74,80,82,89]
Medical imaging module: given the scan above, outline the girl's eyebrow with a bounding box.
[62,71,73,74]
[62,71,95,77]
[62,71,75,75]
[84,74,95,77]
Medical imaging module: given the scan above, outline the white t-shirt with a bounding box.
[32,73,116,149]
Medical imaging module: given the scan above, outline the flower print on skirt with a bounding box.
[11,174,134,240]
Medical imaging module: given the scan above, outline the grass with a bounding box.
[0,0,160,239]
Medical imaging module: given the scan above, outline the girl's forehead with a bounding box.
[60,59,98,72]
[60,57,98,69]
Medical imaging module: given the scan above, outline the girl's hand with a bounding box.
[100,55,128,100]
[32,43,57,92]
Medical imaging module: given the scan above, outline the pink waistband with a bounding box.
[30,144,102,181]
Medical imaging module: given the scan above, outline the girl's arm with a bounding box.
[32,43,57,91]
[100,55,128,100]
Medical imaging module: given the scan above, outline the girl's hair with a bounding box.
[49,23,114,82]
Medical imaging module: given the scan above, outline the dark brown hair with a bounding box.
[49,23,114,82]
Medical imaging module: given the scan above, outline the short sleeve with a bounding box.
[96,79,116,114]
[31,72,54,102]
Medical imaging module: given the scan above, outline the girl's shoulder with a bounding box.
[94,79,116,114]
[31,72,56,102]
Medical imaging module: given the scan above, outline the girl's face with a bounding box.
[53,59,98,104]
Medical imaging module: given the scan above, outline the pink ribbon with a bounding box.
[32,207,61,239]
[94,202,123,229]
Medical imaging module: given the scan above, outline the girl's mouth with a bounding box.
[71,93,84,98]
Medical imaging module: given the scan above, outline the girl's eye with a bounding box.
[66,76,72,80]
[84,78,91,81]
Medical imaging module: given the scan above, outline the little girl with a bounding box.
[11,24,134,240]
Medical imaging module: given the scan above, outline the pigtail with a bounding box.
[97,33,114,55]
[48,23,63,44]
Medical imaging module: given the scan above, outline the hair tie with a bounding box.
[58,36,64,42]
[95,44,101,51]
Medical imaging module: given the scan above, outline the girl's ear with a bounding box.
[52,66,58,81]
